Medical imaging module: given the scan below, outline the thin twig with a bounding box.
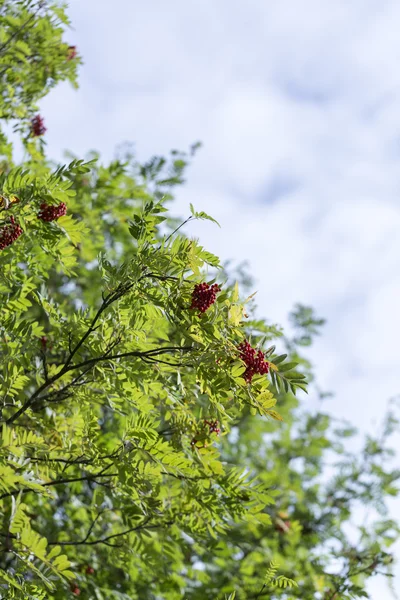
[160,215,193,248]
[254,583,266,599]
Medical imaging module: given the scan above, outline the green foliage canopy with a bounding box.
[0,3,399,599]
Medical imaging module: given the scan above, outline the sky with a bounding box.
[39,0,400,595]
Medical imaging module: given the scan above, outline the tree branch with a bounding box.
[29,447,122,467]
[47,517,173,547]
[0,469,118,501]
[5,345,193,425]
[66,345,193,373]
[63,286,123,370]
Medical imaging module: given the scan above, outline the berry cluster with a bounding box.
[31,114,46,137]
[190,419,221,447]
[38,202,67,222]
[71,584,81,596]
[67,45,77,60]
[0,216,23,250]
[238,340,270,383]
[203,419,221,435]
[190,282,220,314]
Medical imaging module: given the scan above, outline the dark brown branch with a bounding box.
[324,558,383,600]
[63,286,123,370]
[64,346,193,372]
[0,470,118,501]
[48,518,173,547]
[6,377,58,425]
[5,345,192,425]
[162,471,206,482]
[47,511,105,547]
[141,355,189,368]
[29,447,122,467]
[139,273,178,283]
[33,366,93,406]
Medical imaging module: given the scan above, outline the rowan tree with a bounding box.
[0,2,399,600]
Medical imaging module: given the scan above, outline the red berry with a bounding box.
[38,202,67,222]
[67,45,77,61]
[31,114,46,137]
[86,566,94,575]
[203,419,220,435]
[71,586,81,596]
[40,336,47,349]
[0,217,23,251]
[238,341,269,383]
[190,282,220,314]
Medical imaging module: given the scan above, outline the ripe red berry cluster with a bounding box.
[238,340,270,383]
[191,419,221,447]
[67,45,77,60]
[31,114,46,137]
[0,216,23,250]
[190,282,220,313]
[203,419,220,435]
[86,565,94,575]
[38,202,67,221]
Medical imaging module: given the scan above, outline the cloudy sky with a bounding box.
[40,0,400,594]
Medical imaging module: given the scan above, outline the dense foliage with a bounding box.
[0,2,399,599]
